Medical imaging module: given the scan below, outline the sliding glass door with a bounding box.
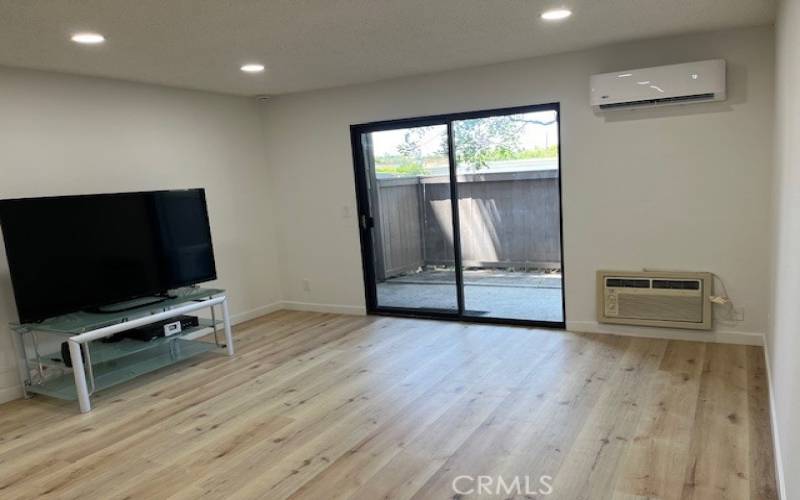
[356,124,459,313]
[452,109,563,322]
[352,103,564,326]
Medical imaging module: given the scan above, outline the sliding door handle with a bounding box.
[360,214,375,230]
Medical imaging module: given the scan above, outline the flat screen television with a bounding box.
[0,188,217,323]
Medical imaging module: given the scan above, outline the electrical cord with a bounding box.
[641,268,735,320]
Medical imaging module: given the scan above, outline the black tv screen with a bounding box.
[0,189,217,323]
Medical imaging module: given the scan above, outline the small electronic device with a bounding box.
[122,315,200,341]
[60,342,83,368]
[60,315,201,367]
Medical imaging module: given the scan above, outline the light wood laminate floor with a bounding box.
[0,311,778,499]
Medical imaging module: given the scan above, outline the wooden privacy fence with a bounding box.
[374,168,561,280]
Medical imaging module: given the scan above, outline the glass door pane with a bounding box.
[452,109,563,322]
[359,124,459,313]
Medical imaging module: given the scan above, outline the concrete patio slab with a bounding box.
[376,269,563,322]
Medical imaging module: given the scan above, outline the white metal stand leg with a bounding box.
[68,340,92,413]
[211,304,220,347]
[21,293,229,413]
[222,297,234,356]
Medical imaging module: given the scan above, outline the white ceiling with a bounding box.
[0,0,775,96]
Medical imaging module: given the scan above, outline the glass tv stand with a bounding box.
[10,287,234,413]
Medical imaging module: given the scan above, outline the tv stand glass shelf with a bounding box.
[10,287,234,413]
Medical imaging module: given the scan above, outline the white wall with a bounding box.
[0,67,283,402]
[0,25,777,406]
[261,26,774,344]
[769,0,799,497]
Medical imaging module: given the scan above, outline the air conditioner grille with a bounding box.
[652,279,700,290]
[618,295,703,323]
[598,93,716,110]
[605,278,650,288]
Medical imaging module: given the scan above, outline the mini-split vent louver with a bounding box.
[597,270,713,330]
[591,59,726,111]
[598,93,716,110]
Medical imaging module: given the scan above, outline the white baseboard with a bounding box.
[762,341,787,500]
[142,300,366,342]
[279,300,366,316]
[231,302,284,324]
[566,320,764,346]
[181,301,284,340]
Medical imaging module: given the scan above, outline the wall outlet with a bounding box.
[302,279,311,292]
[732,307,744,321]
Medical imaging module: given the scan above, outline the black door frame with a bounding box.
[350,102,566,329]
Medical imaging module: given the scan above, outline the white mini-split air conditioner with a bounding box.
[590,59,726,111]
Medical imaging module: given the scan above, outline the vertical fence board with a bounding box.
[376,169,561,278]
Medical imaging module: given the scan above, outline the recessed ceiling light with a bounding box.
[71,32,105,45]
[541,8,572,21]
[240,64,265,73]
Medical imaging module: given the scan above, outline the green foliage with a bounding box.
[374,144,557,176]
[451,115,557,169]
[396,128,431,159]
[375,127,440,176]
[452,116,522,169]
[477,144,559,162]
[374,115,557,177]
[375,162,428,176]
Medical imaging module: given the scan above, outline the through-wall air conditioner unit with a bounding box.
[597,270,713,330]
[590,59,726,111]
